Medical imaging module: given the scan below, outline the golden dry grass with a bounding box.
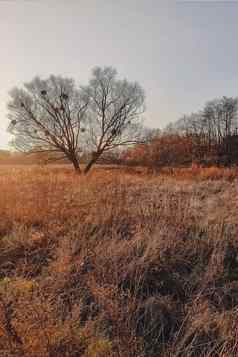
[0,165,238,356]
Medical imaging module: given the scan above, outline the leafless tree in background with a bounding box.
[202,97,238,158]
[7,67,146,173]
[167,96,238,165]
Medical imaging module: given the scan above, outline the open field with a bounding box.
[0,166,238,356]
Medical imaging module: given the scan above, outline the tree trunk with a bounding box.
[84,150,103,174]
[71,157,81,173]
[84,158,96,174]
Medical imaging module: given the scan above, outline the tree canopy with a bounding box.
[7,66,146,173]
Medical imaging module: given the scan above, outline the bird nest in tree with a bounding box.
[41,90,47,96]
[61,93,69,100]
[11,119,17,126]
[111,129,117,135]
[81,127,86,133]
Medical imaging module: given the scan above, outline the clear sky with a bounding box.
[1,0,238,149]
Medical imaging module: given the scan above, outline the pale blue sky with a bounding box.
[1,1,238,149]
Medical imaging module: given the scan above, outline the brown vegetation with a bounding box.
[123,96,238,170]
[0,165,238,356]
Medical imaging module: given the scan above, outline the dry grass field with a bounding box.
[0,165,238,356]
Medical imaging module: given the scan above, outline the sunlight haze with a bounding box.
[1,0,238,149]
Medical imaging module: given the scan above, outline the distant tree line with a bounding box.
[123,96,238,168]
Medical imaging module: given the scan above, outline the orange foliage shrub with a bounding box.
[123,134,194,169]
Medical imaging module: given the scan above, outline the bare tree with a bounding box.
[166,96,238,165]
[80,67,145,173]
[7,67,146,173]
[203,97,238,157]
[7,75,88,172]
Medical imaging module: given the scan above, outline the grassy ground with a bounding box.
[0,165,238,356]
